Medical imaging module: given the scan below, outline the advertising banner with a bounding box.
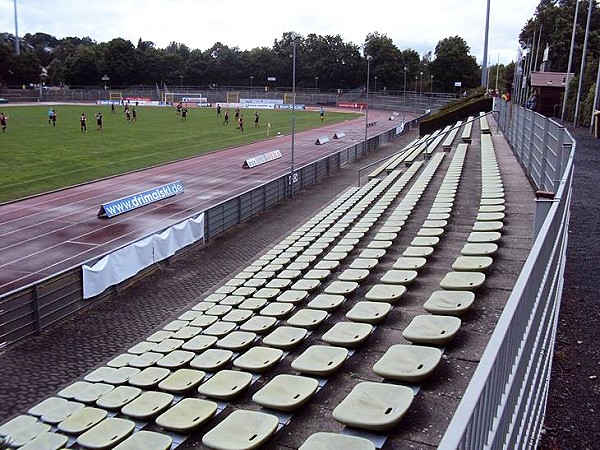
[98,181,184,218]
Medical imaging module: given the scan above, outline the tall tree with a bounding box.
[429,36,480,91]
[364,32,405,90]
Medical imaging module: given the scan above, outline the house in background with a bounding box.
[530,72,574,117]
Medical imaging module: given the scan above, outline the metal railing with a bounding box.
[438,101,574,449]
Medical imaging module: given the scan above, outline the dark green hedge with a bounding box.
[420,96,493,136]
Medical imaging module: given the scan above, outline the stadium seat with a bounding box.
[260,302,294,318]
[276,289,310,304]
[76,417,135,449]
[324,281,359,296]
[402,246,435,257]
[299,432,375,450]
[392,257,427,271]
[345,301,391,324]
[262,326,308,349]
[106,353,137,368]
[402,315,462,345]
[157,350,195,369]
[17,431,69,450]
[120,391,174,420]
[291,278,322,292]
[381,269,418,285]
[338,268,371,283]
[221,309,253,323]
[128,367,170,388]
[216,330,257,352]
[157,368,206,393]
[190,349,234,371]
[291,345,349,376]
[84,367,119,383]
[439,272,486,290]
[172,325,203,340]
[252,374,319,412]
[239,316,278,334]
[202,321,237,337]
[452,256,493,271]
[472,221,504,232]
[373,344,443,382]
[322,322,373,348]
[423,291,476,316]
[112,430,172,450]
[286,308,328,329]
[96,386,142,410]
[467,231,502,243]
[238,297,268,311]
[306,294,345,311]
[461,242,498,256]
[57,406,107,434]
[197,370,253,400]
[181,335,218,352]
[332,382,414,431]
[152,338,184,353]
[233,346,284,373]
[155,398,217,433]
[72,383,115,403]
[202,409,279,450]
[364,284,406,304]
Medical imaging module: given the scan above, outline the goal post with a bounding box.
[109,91,122,102]
[227,92,239,103]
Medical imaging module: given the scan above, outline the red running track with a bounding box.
[0,110,403,296]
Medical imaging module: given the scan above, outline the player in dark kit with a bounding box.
[95,112,103,131]
[223,110,229,125]
[80,113,87,132]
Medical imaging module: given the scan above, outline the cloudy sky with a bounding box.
[1,0,540,64]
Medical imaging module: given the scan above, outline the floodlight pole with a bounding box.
[290,35,298,197]
[365,55,372,156]
[403,67,407,105]
[574,0,593,127]
[481,0,490,87]
[562,0,580,123]
[13,0,20,55]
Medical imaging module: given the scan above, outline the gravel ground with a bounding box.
[539,127,600,450]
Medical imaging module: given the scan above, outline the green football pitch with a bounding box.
[0,105,360,203]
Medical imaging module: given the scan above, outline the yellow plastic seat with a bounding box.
[112,431,172,450]
[423,290,476,316]
[190,349,234,371]
[364,284,406,304]
[332,382,414,431]
[76,417,135,449]
[197,370,253,400]
[233,346,284,373]
[252,374,319,412]
[322,322,373,348]
[291,345,349,376]
[202,409,279,450]
[373,344,443,382]
[402,314,462,345]
[155,398,217,433]
[299,432,375,450]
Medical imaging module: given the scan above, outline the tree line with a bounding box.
[0,30,493,93]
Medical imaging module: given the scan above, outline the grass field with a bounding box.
[0,105,360,203]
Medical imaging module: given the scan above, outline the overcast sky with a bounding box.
[1,0,540,64]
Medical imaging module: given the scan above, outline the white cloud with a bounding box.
[1,0,539,64]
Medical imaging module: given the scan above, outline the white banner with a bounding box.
[82,212,205,298]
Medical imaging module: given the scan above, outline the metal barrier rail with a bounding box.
[438,101,574,449]
[0,123,405,347]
